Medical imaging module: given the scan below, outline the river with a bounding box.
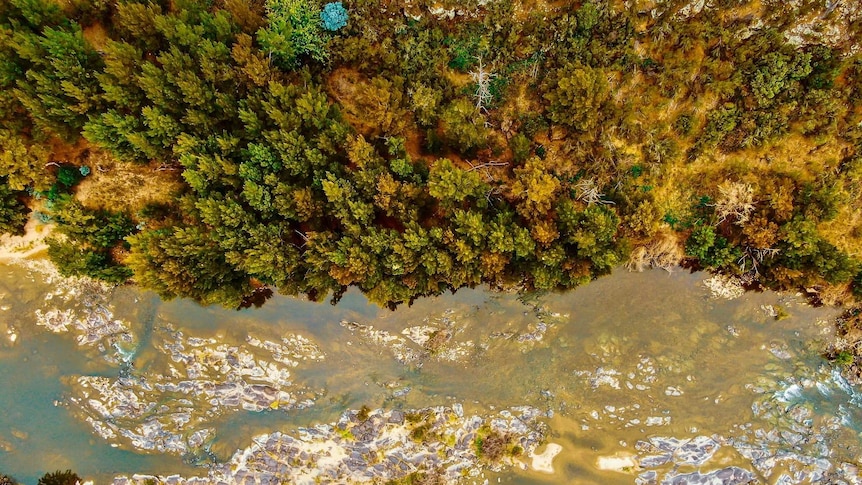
[0,260,860,484]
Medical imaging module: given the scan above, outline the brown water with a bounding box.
[0,261,860,484]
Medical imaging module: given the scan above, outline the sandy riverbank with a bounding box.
[0,219,50,264]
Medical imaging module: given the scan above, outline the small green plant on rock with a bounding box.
[423,330,451,354]
[356,405,371,421]
[385,469,444,485]
[407,411,438,443]
[409,422,432,442]
[835,350,855,367]
[474,427,512,462]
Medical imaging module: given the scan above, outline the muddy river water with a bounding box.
[0,260,860,484]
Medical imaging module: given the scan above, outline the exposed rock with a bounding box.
[113,405,547,485]
[703,275,744,300]
[784,0,862,51]
[636,436,719,468]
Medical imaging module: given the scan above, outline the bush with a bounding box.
[446,35,479,72]
[834,350,854,367]
[509,133,531,162]
[48,239,134,283]
[674,114,693,136]
[57,166,82,188]
[685,225,740,269]
[38,470,80,485]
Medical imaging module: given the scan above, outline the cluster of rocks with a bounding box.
[727,369,862,484]
[341,320,427,365]
[113,405,549,485]
[666,0,861,52]
[629,431,861,485]
[639,467,755,485]
[625,383,862,485]
[69,375,211,454]
[67,325,324,455]
[628,436,756,484]
[26,262,137,363]
[154,326,322,412]
[35,306,134,358]
[575,357,660,391]
[784,0,862,51]
[573,355,686,431]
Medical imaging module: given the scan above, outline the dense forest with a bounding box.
[1,0,861,314]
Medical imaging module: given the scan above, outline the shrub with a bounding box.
[438,98,490,155]
[835,351,854,367]
[57,166,82,188]
[0,180,28,236]
[509,133,531,162]
[38,470,80,485]
[685,225,740,269]
[476,430,511,462]
[674,114,693,136]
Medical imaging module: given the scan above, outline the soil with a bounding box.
[73,152,184,214]
[0,218,51,263]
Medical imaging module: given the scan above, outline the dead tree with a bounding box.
[470,57,495,113]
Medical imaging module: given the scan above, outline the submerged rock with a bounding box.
[340,305,565,368]
[67,324,323,455]
[631,418,861,485]
[663,467,754,485]
[33,278,136,364]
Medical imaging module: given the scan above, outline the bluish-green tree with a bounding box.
[320,2,347,31]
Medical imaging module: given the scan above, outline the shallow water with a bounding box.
[0,261,860,484]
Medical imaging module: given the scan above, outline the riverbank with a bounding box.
[0,219,49,264]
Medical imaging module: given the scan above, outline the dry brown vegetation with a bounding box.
[74,152,184,215]
[626,230,685,272]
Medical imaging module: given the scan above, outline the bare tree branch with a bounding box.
[470,57,495,112]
